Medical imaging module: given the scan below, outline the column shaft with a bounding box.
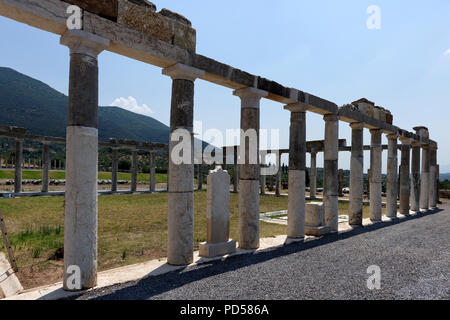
[420,145,430,211]
[369,129,382,222]
[14,139,23,194]
[429,147,437,209]
[349,123,364,226]
[385,135,398,218]
[310,151,317,199]
[399,139,411,215]
[41,142,50,193]
[410,143,421,212]
[323,114,339,231]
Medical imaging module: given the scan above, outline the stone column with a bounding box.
[197,164,203,191]
[130,148,138,192]
[233,146,238,193]
[410,141,421,212]
[309,150,317,199]
[385,134,399,218]
[41,141,50,193]
[369,129,383,222]
[111,147,119,193]
[275,153,281,196]
[149,152,156,193]
[436,164,440,205]
[284,103,307,239]
[420,144,430,212]
[349,122,364,226]
[14,138,23,194]
[399,137,411,215]
[163,63,204,265]
[233,87,268,249]
[60,30,109,290]
[323,113,339,231]
[429,146,437,209]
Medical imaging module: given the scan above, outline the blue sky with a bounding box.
[0,0,449,172]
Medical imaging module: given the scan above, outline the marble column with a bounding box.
[369,129,383,222]
[399,137,411,215]
[410,141,421,213]
[323,113,339,231]
[429,146,437,209]
[163,63,204,265]
[61,30,109,290]
[419,144,430,212]
[233,146,238,193]
[14,138,24,194]
[149,152,156,193]
[349,122,364,226]
[111,147,119,193]
[385,134,398,218]
[197,164,203,191]
[275,153,281,197]
[41,141,50,193]
[233,87,268,249]
[131,148,138,192]
[309,150,317,199]
[284,103,307,239]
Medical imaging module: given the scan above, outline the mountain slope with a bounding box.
[0,67,169,143]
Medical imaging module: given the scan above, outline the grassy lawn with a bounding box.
[0,169,167,183]
[0,192,287,289]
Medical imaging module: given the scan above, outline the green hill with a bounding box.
[0,67,169,143]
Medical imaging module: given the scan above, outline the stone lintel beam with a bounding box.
[338,104,398,135]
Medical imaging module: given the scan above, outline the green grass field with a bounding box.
[0,169,167,183]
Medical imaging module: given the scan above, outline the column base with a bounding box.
[285,237,305,245]
[199,240,236,258]
[305,225,331,237]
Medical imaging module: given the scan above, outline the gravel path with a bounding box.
[75,203,450,300]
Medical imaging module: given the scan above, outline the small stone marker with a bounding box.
[305,202,331,236]
[0,252,23,298]
[199,167,236,258]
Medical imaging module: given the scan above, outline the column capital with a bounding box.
[369,128,383,135]
[233,87,268,100]
[284,102,310,113]
[387,133,398,140]
[60,30,110,58]
[411,140,422,147]
[350,122,365,130]
[323,113,339,122]
[162,63,205,81]
[399,136,412,145]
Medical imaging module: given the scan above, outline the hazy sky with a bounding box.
[0,0,449,171]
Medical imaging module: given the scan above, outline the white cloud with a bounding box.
[444,49,450,55]
[110,96,154,116]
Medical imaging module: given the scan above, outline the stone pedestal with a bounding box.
[349,122,364,226]
[285,104,308,239]
[410,141,421,212]
[399,137,411,215]
[61,30,109,290]
[163,63,204,265]
[199,167,236,258]
[41,141,50,193]
[323,113,339,231]
[305,202,331,236]
[386,134,398,218]
[234,87,268,249]
[14,138,23,194]
[369,129,382,222]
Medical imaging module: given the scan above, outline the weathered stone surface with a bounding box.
[63,0,118,20]
[129,0,156,11]
[0,252,23,298]
[238,180,260,249]
[386,135,398,218]
[117,0,196,52]
[305,202,330,236]
[349,122,364,226]
[199,240,236,258]
[287,170,306,239]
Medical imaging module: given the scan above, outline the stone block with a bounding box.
[0,252,23,298]
[199,240,236,258]
[117,0,196,52]
[305,202,325,227]
[63,0,118,20]
[304,225,331,237]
